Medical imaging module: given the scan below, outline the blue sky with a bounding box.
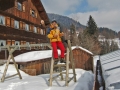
[41,0,120,32]
[64,0,97,15]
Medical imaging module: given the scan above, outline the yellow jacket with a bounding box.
[47,29,63,42]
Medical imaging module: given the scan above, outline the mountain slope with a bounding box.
[47,13,86,29]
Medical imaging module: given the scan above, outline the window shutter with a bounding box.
[29,25,32,31]
[31,25,34,32]
[6,17,10,27]
[35,12,37,18]
[22,22,25,30]
[7,40,11,45]
[37,27,39,34]
[15,0,17,8]
[22,4,25,12]
[39,28,41,34]
[30,8,32,15]
[11,18,14,28]
[41,29,43,35]
[43,29,45,35]
[20,21,23,30]
[12,40,15,45]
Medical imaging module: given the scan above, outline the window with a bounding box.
[15,41,20,45]
[14,20,19,29]
[34,27,37,33]
[25,24,29,31]
[17,2,22,11]
[30,9,36,17]
[31,10,35,17]
[0,15,5,25]
[0,40,6,46]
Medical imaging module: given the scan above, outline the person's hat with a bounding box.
[51,19,57,23]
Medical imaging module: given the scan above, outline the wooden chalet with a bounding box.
[0,0,50,59]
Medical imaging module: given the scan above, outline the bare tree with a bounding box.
[70,15,80,46]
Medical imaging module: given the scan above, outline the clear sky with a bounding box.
[41,0,120,32]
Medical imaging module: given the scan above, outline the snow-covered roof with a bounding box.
[11,46,93,63]
[100,49,120,89]
[71,46,93,55]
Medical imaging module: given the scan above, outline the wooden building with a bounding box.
[15,46,94,76]
[72,47,93,71]
[0,0,50,59]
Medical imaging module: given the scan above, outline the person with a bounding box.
[47,20,66,64]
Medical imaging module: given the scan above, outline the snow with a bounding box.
[71,46,93,55]
[0,64,94,90]
[11,50,61,62]
[0,46,94,90]
[0,64,29,77]
[93,55,100,67]
[10,46,93,63]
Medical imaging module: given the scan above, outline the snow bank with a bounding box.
[0,64,29,78]
[0,64,94,90]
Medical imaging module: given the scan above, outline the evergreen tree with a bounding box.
[86,15,98,37]
[78,15,101,55]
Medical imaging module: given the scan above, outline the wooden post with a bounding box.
[48,40,77,86]
[59,66,64,81]
[11,55,22,79]
[1,46,22,82]
[68,40,77,82]
[65,47,69,86]
[49,57,54,86]
[0,43,51,82]
[1,55,11,82]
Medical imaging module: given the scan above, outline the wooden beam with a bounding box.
[49,57,54,86]
[68,40,77,82]
[65,47,69,86]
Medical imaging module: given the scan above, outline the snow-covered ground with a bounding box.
[0,46,94,90]
[0,64,94,90]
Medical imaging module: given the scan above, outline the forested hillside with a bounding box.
[48,13,118,39]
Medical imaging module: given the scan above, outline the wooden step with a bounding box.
[54,64,66,67]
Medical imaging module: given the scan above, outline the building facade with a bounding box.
[0,0,50,59]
